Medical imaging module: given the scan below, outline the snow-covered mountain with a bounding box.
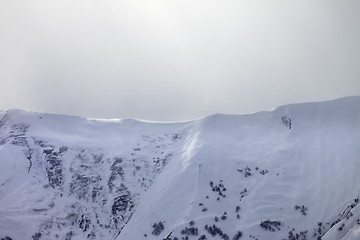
[0,96,359,240]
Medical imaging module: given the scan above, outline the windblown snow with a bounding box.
[0,96,359,240]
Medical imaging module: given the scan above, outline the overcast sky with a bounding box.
[1,1,359,121]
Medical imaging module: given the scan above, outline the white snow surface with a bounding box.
[0,96,359,240]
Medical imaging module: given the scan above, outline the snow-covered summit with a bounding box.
[0,96,359,240]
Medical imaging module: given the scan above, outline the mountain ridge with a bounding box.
[2,95,359,123]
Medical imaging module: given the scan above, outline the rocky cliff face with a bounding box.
[0,97,360,240]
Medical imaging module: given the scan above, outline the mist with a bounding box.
[1,1,359,121]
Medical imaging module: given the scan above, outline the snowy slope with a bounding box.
[0,96,360,240]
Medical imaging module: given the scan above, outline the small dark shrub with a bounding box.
[32,233,41,240]
[294,205,307,215]
[338,223,345,231]
[181,227,198,236]
[1,237,13,240]
[260,220,282,231]
[233,231,243,240]
[152,221,165,236]
[287,230,307,240]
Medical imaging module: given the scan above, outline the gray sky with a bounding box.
[1,1,359,121]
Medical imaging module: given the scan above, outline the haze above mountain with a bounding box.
[0,96,359,240]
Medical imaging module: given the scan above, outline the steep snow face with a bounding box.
[1,96,360,240]
[119,97,360,240]
[0,110,190,239]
